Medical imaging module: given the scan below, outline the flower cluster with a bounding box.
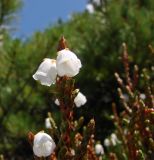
[95,143,104,155]
[29,37,89,159]
[33,42,87,109]
[29,38,154,160]
[33,49,81,86]
[104,133,119,147]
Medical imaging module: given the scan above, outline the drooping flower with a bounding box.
[45,118,52,129]
[140,93,146,100]
[56,49,82,77]
[74,92,87,107]
[54,99,60,106]
[110,133,118,146]
[33,59,57,86]
[33,132,56,157]
[95,143,104,155]
[104,138,111,147]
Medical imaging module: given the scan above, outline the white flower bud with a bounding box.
[56,49,82,77]
[111,133,118,146]
[45,118,52,129]
[70,149,75,156]
[86,3,94,14]
[95,143,104,155]
[33,132,56,157]
[54,99,60,106]
[33,59,57,86]
[140,93,146,100]
[104,138,111,147]
[74,92,87,107]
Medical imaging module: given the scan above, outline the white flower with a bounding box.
[45,118,52,129]
[54,99,60,106]
[74,92,87,107]
[111,133,118,146]
[33,58,57,86]
[70,149,75,156]
[95,143,104,155]
[56,49,82,77]
[86,3,94,14]
[140,93,146,100]
[104,138,111,147]
[111,133,117,140]
[33,132,56,157]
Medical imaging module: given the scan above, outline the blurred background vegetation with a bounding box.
[0,0,154,159]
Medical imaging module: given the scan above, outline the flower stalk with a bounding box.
[29,37,95,160]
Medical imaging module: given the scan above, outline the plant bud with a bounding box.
[104,138,111,147]
[74,92,87,107]
[95,143,104,155]
[45,118,52,129]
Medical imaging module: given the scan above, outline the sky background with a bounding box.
[15,0,87,38]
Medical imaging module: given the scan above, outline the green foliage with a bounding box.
[4,112,35,137]
[0,0,22,33]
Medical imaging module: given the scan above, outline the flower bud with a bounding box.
[74,92,87,107]
[95,143,104,155]
[111,133,118,146]
[54,99,60,106]
[140,93,146,100]
[56,49,82,77]
[104,138,111,147]
[33,59,57,86]
[45,118,52,129]
[33,132,56,157]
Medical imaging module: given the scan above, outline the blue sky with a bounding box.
[16,0,87,37]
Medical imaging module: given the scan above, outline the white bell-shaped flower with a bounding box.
[54,99,60,106]
[45,118,52,129]
[140,93,146,100]
[33,59,57,86]
[104,138,111,147]
[95,143,104,155]
[111,133,118,146]
[56,49,82,77]
[33,132,56,157]
[74,92,87,107]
